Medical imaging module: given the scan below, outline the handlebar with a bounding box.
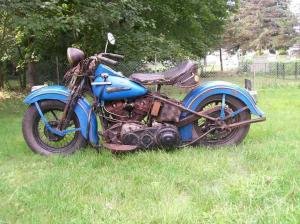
[102,53,124,60]
[96,55,118,65]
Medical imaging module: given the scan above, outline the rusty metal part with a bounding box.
[103,143,138,153]
[134,96,153,115]
[104,96,153,121]
[102,123,122,143]
[121,123,143,136]
[177,106,222,127]
[60,91,76,125]
[178,103,265,146]
[99,112,144,125]
[179,128,217,147]
[104,101,128,119]
[120,123,180,149]
[150,93,217,121]
[223,106,248,120]
[156,99,182,123]
[225,117,266,128]
[151,101,161,116]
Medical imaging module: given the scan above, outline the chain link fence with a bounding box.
[5,57,300,90]
[239,61,300,79]
[237,61,300,89]
[35,57,68,85]
[200,61,300,89]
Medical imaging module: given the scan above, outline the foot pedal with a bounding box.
[103,143,138,153]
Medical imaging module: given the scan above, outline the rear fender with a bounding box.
[179,81,265,141]
[24,85,99,145]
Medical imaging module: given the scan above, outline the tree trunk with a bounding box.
[26,61,38,88]
[0,72,4,88]
[219,48,224,72]
[0,62,4,88]
[18,70,27,89]
[22,71,26,89]
[16,47,26,89]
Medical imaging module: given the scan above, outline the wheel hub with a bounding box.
[215,119,228,130]
[199,107,234,137]
[44,121,63,142]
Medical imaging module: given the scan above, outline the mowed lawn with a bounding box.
[0,87,300,224]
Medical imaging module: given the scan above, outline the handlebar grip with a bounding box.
[103,53,124,60]
[97,56,118,65]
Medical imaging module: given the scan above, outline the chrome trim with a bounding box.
[106,86,131,93]
[91,82,112,86]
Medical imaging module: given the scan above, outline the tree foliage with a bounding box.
[222,0,297,52]
[0,0,230,87]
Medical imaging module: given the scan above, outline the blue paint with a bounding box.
[179,81,265,141]
[92,64,148,101]
[24,86,99,145]
[220,94,226,120]
[229,107,247,119]
[34,102,81,137]
[95,64,123,77]
[23,63,266,147]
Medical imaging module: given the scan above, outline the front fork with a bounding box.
[58,88,79,130]
[58,78,86,130]
[35,78,86,137]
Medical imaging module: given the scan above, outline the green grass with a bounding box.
[0,87,300,223]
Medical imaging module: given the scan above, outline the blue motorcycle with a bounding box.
[22,33,265,155]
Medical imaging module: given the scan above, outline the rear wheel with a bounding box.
[22,100,86,155]
[193,95,250,146]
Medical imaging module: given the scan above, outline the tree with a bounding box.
[1,0,231,88]
[222,0,297,52]
[0,2,16,88]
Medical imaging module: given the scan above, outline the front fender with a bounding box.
[179,81,265,141]
[24,85,99,146]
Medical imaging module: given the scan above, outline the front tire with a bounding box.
[22,100,86,156]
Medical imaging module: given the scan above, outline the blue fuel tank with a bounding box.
[92,64,148,101]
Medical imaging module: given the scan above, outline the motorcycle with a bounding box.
[22,33,266,155]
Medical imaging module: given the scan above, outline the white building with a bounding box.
[289,0,300,57]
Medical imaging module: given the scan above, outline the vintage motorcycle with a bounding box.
[22,33,266,155]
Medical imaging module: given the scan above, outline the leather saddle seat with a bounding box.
[130,60,199,87]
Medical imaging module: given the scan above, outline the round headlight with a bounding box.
[67,48,85,66]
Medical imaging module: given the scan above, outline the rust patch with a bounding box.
[103,143,138,153]
[151,101,161,116]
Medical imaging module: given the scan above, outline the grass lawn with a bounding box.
[0,86,300,223]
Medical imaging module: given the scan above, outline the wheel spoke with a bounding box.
[194,96,244,145]
[36,109,78,151]
[50,110,59,121]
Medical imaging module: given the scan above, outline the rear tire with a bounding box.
[193,95,250,147]
[22,100,86,156]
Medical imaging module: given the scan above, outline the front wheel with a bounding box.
[193,95,251,147]
[22,100,86,155]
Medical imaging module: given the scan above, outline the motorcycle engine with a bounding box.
[104,94,182,149]
[120,123,180,149]
[104,96,152,121]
